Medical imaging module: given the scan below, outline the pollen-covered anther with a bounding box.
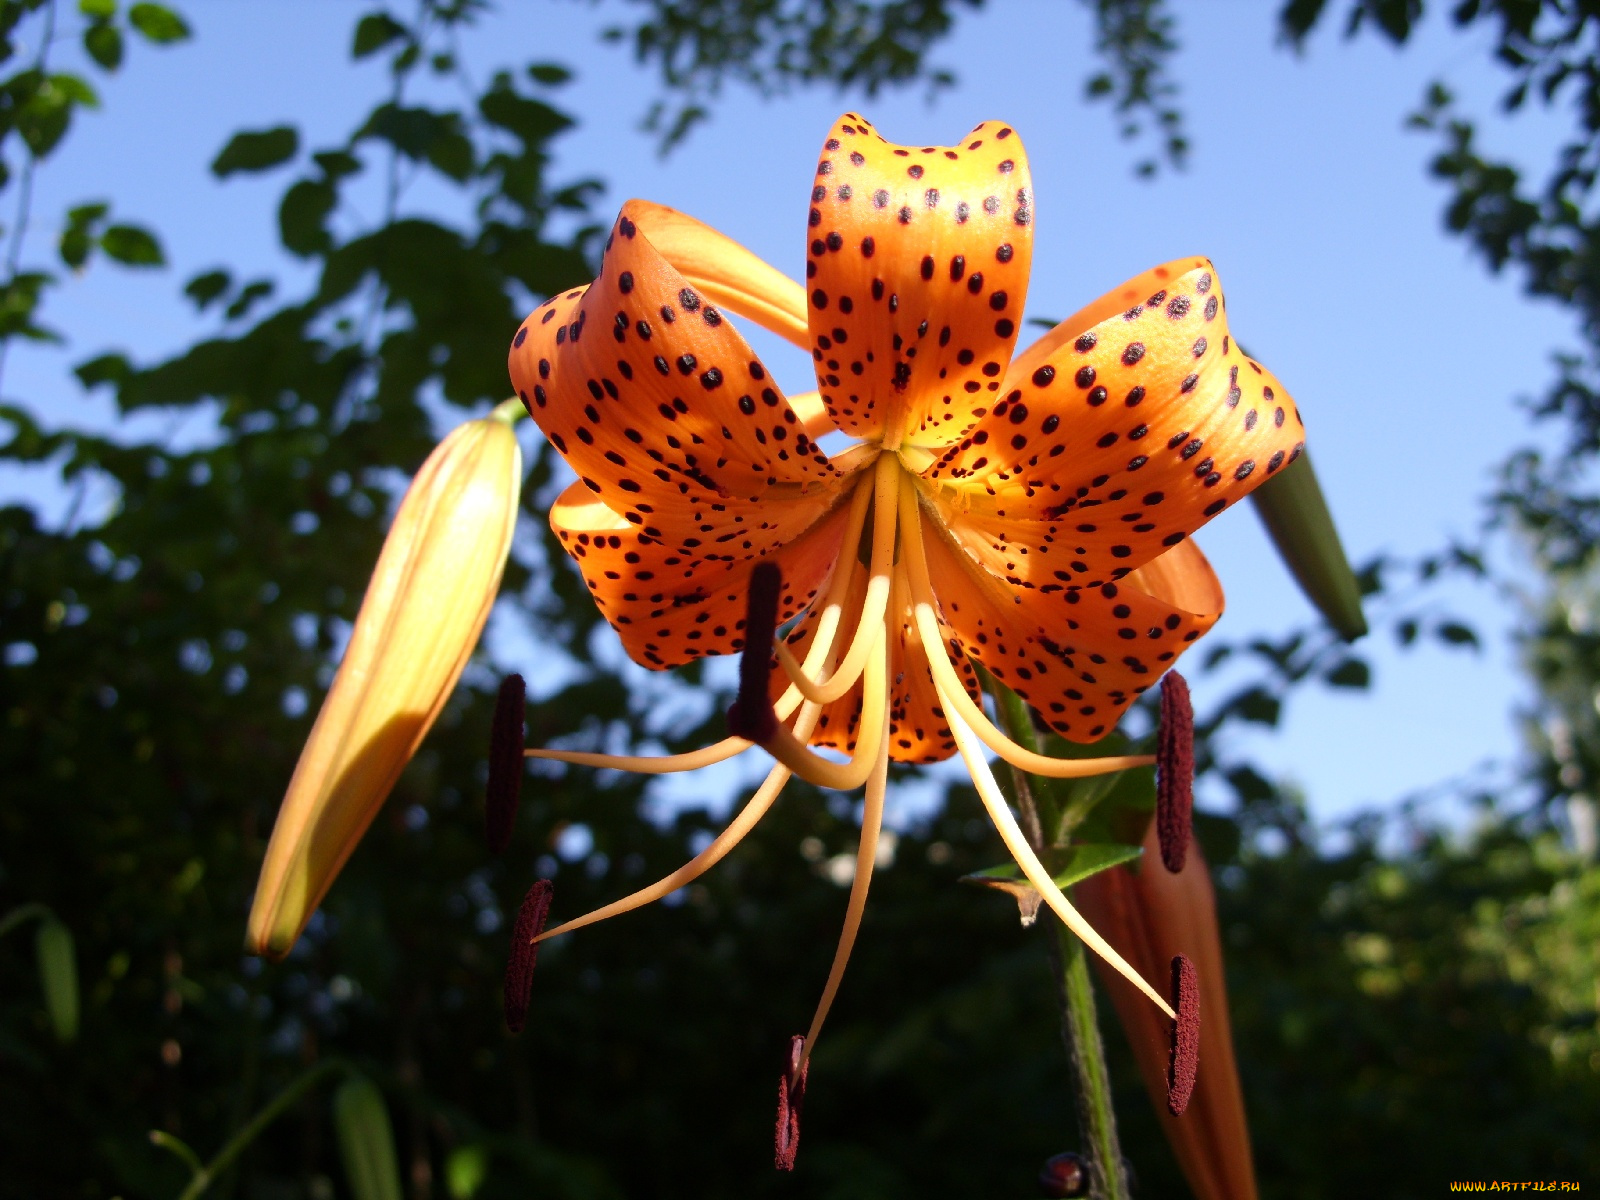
[1166,953,1200,1116]
[486,673,526,855]
[1156,670,1194,873]
[774,1033,809,1171]
[503,879,554,1034]
[726,562,783,744]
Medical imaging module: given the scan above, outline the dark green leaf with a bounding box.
[352,12,407,59]
[83,21,123,70]
[1324,658,1372,689]
[278,179,336,256]
[527,62,571,84]
[961,842,1143,895]
[1436,621,1480,650]
[126,2,189,43]
[98,223,164,266]
[1232,686,1282,727]
[77,0,117,17]
[182,269,231,310]
[74,352,132,389]
[211,126,299,178]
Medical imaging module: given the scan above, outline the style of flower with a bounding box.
[247,408,523,959]
[503,109,1304,1146]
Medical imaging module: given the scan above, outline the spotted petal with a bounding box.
[803,114,1034,445]
[923,513,1222,742]
[508,206,841,557]
[920,261,1304,584]
[552,479,857,669]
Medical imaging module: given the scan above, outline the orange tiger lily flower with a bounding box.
[504,113,1304,1140]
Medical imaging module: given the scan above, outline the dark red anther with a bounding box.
[486,673,526,856]
[1156,670,1194,873]
[773,1034,808,1171]
[1038,1151,1089,1197]
[1167,953,1200,1116]
[727,562,782,744]
[503,879,553,1034]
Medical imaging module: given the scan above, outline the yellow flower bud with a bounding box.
[247,413,522,959]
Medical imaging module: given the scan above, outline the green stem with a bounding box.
[983,673,1130,1200]
[489,396,527,425]
[173,1058,350,1200]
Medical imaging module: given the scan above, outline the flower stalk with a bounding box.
[988,677,1131,1200]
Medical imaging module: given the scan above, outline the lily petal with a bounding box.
[802,114,1034,445]
[923,263,1305,578]
[923,509,1222,740]
[508,210,841,552]
[550,477,857,669]
[248,417,521,958]
[624,200,811,351]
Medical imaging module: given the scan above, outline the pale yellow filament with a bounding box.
[798,708,890,1070]
[943,692,1176,1020]
[775,452,899,704]
[533,698,828,945]
[756,622,888,790]
[897,473,1154,780]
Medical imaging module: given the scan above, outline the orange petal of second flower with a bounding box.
[803,114,1034,445]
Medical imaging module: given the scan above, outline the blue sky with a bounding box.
[2,1,1575,828]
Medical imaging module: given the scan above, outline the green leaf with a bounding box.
[444,1145,489,1200]
[224,279,273,321]
[127,2,190,43]
[1249,450,1368,641]
[1436,621,1480,650]
[333,1075,403,1200]
[78,0,117,17]
[1324,657,1372,689]
[181,269,230,309]
[352,12,407,59]
[83,21,124,70]
[962,842,1143,892]
[527,62,572,85]
[278,179,336,256]
[75,352,132,389]
[59,201,109,269]
[313,150,362,179]
[1232,686,1282,727]
[99,223,164,266]
[211,125,299,177]
[35,918,78,1042]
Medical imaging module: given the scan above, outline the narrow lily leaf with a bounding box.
[961,842,1144,892]
[35,917,79,1042]
[1249,450,1368,641]
[333,1074,403,1200]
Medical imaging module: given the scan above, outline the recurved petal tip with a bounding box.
[727,563,782,743]
[504,879,554,1034]
[486,673,527,855]
[1167,953,1200,1116]
[1157,671,1194,873]
[773,1034,808,1171]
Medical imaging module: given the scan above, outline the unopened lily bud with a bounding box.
[248,413,522,959]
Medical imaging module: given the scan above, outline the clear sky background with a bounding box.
[1,1,1575,830]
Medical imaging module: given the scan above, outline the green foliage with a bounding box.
[1,2,1597,1197]
[210,125,299,177]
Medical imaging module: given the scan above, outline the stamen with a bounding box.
[774,1034,808,1171]
[726,562,783,743]
[748,626,888,790]
[1157,671,1195,873]
[1167,954,1200,1115]
[526,737,751,775]
[503,879,554,1034]
[898,474,1154,780]
[486,673,526,855]
[774,452,899,704]
[943,689,1176,1020]
[798,722,890,1062]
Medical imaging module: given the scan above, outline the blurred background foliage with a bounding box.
[1,0,1597,1196]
